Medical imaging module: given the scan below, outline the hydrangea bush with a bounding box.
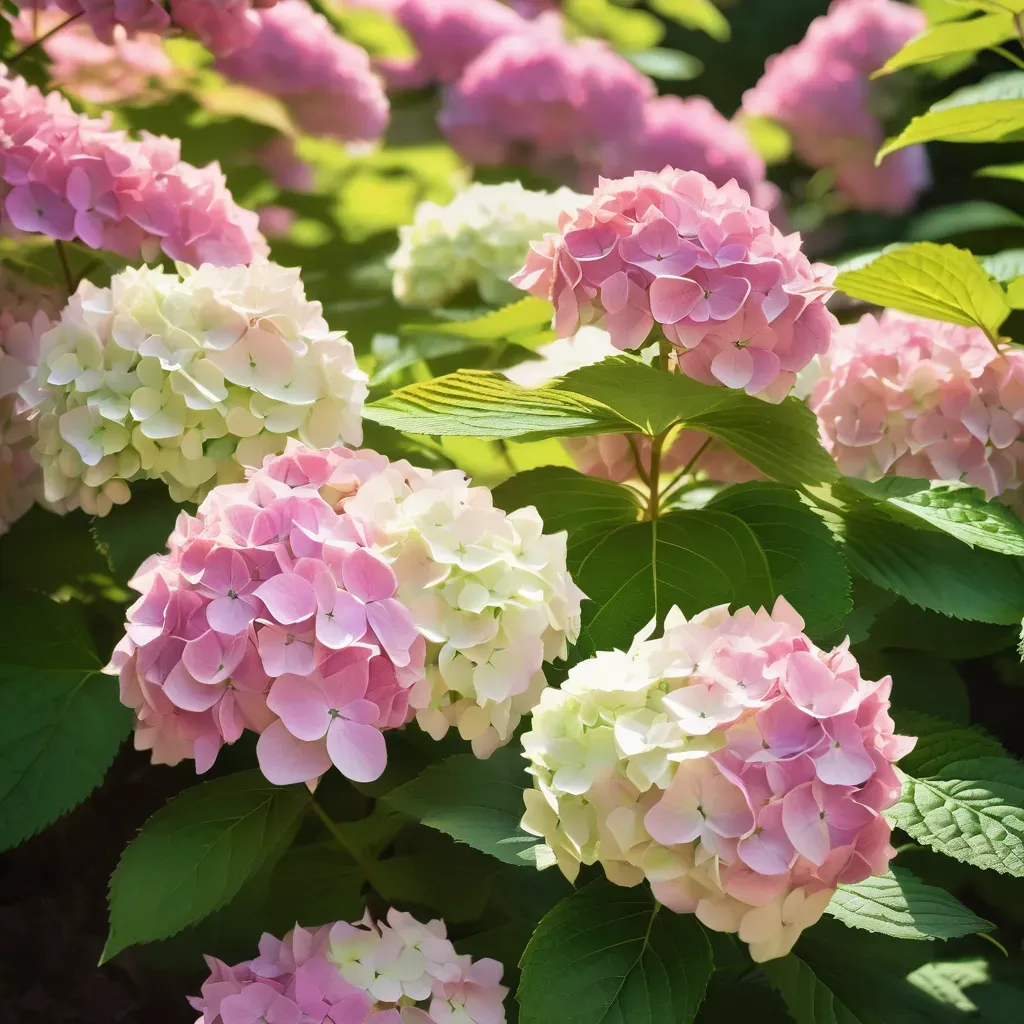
[3,3,1024,1023]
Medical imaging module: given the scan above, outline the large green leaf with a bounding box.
[401,297,556,346]
[827,867,991,940]
[889,757,1024,876]
[895,710,1006,776]
[103,771,310,960]
[708,483,851,640]
[836,505,1024,624]
[761,955,863,1024]
[879,71,1024,158]
[648,0,731,40]
[364,369,635,440]
[383,748,539,866]
[844,478,1024,556]
[874,13,1016,76]
[0,591,129,850]
[573,510,774,657]
[833,242,1009,337]
[491,467,642,572]
[517,879,714,1024]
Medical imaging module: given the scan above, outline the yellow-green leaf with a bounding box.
[564,0,665,51]
[834,242,1010,336]
[879,71,1024,159]
[873,13,1016,76]
[648,0,731,41]
[978,161,1024,180]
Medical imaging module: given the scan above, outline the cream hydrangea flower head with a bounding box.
[390,181,583,308]
[22,260,367,516]
[344,462,584,757]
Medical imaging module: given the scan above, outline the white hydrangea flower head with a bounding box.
[22,260,367,516]
[343,462,584,758]
[390,181,584,308]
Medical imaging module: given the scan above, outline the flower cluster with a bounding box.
[810,310,1024,499]
[522,598,914,961]
[741,0,929,214]
[505,328,759,485]
[355,0,526,89]
[0,270,58,534]
[105,439,581,778]
[512,167,837,401]
[600,96,779,214]
[390,182,583,308]
[215,0,389,146]
[191,908,507,1024]
[13,0,281,56]
[12,10,174,105]
[23,261,367,516]
[438,14,654,189]
[0,64,266,265]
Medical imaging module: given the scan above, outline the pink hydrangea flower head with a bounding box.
[0,63,266,264]
[512,167,837,401]
[12,10,174,105]
[439,14,655,188]
[215,0,389,145]
[13,0,280,54]
[352,0,527,89]
[601,96,779,214]
[741,0,929,214]
[811,310,1024,499]
[104,440,582,775]
[522,597,915,962]
[190,909,507,1024]
[0,271,57,534]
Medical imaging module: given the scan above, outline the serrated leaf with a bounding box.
[708,483,851,639]
[845,478,1024,556]
[402,297,555,345]
[103,771,309,960]
[0,591,128,850]
[828,867,991,940]
[879,70,1024,158]
[895,711,1006,777]
[573,510,774,658]
[761,954,863,1024]
[980,247,1024,281]
[889,757,1024,876]
[874,13,1016,76]
[906,958,991,1013]
[833,242,1009,337]
[517,879,713,1024]
[364,369,635,440]
[491,467,642,572]
[648,0,731,40]
[382,748,538,866]
[837,504,1024,624]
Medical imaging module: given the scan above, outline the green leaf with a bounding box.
[978,161,1024,181]
[364,369,635,440]
[625,47,703,81]
[564,0,665,50]
[908,957,1024,1020]
[686,394,839,487]
[980,247,1024,281]
[517,879,713,1024]
[573,510,774,658]
[879,70,1024,159]
[889,757,1024,876]
[836,505,1024,624]
[1008,275,1024,309]
[382,748,538,866]
[874,13,1016,76]
[0,590,128,850]
[833,242,1010,337]
[402,297,555,345]
[845,478,1024,556]
[827,867,991,940]
[761,954,863,1024]
[491,467,642,572]
[648,0,731,41]
[708,483,851,639]
[103,771,309,960]
[895,711,1006,776]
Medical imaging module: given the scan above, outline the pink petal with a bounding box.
[163,663,222,712]
[257,625,316,678]
[782,782,830,865]
[207,593,260,635]
[737,802,794,875]
[183,629,247,685]
[366,599,419,666]
[254,574,317,624]
[341,548,396,602]
[266,674,330,741]
[257,720,332,786]
[605,306,654,350]
[326,717,387,783]
[707,276,751,320]
[648,275,703,324]
[317,590,368,649]
[711,345,754,388]
[321,655,371,710]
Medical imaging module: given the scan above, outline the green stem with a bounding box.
[645,428,669,520]
[55,241,74,296]
[991,45,1024,71]
[658,437,714,508]
[8,11,84,65]
[627,435,651,488]
[310,799,375,877]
